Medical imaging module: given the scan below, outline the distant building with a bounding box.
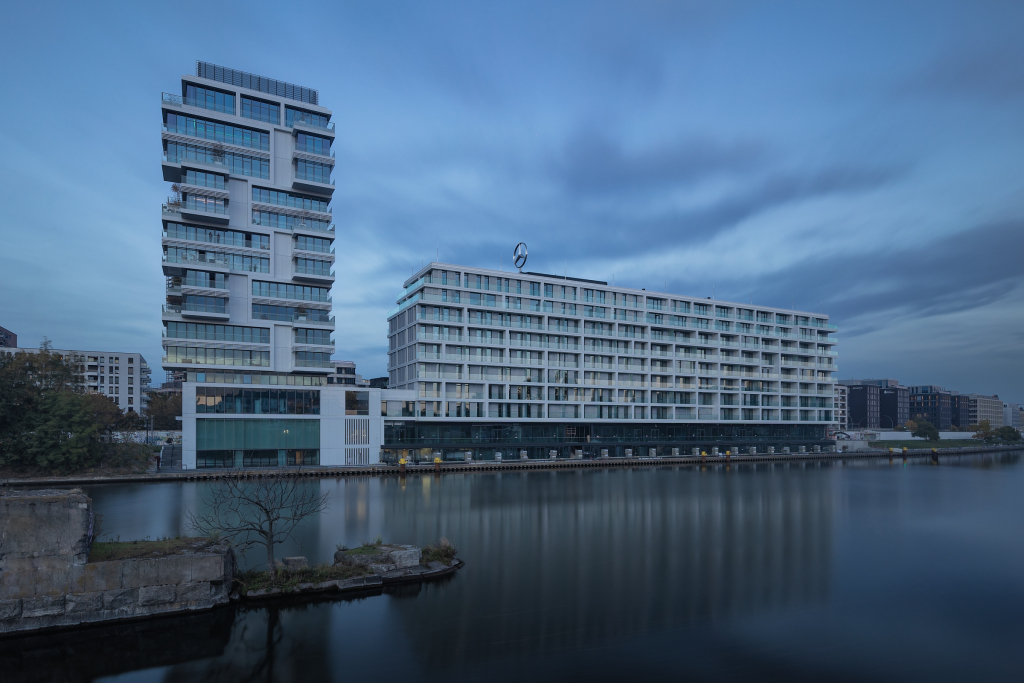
[0,347,152,412]
[879,384,909,429]
[842,383,880,429]
[328,360,370,386]
[950,393,970,429]
[368,376,389,389]
[0,325,16,348]
[909,385,953,431]
[967,394,1003,428]
[833,384,848,430]
[1004,402,1021,430]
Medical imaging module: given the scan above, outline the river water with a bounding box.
[5,453,1024,682]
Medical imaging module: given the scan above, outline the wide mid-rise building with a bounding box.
[382,261,839,460]
[0,347,151,412]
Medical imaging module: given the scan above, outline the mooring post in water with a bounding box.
[931,448,939,464]
[434,456,441,474]
[399,457,407,474]
[701,450,706,463]
[726,449,731,463]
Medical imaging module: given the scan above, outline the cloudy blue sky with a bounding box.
[1,1,1022,402]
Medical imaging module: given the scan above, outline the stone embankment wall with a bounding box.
[0,489,233,636]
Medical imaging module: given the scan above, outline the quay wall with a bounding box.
[0,489,233,636]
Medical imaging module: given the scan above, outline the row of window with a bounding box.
[241,96,279,124]
[164,246,269,273]
[195,387,320,414]
[252,304,331,323]
[165,346,270,366]
[295,132,332,156]
[183,170,226,189]
[165,322,270,344]
[295,235,332,253]
[252,187,330,213]
[252,210,332,232]
[196,449,320,468]
[252,281,330,302]
[295,159,332,184]
[295,258,332,275]
[164,222,270,250]
[165,112,270,151]
[295,328,333,345]
[165,141,269,179]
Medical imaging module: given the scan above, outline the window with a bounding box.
[164,222,269,250]
[295,159,332,184]
[183,194,227,215]
[295,235,332,253]
[253,281,330,302]
[295,351,331,367]
[183,170,227,189]
[295,133,332,156]
[252,304,331,323]
[295,258,332,276]
[184,85,234,114]
[295,328,332,345]
[165,322,269,343]
[252,210,332,233]
[286,107,330,128]
[164,346,270,367]
[252,187,330,213]
[240,96,279,124]
[163,246,269,273]
[346,391,370,415]
[195,387,320,414]
[163,141,269,179]
[165,112,269,151]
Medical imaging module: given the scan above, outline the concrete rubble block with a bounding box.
[138,585,176,606]
[65,591,104,614]
[0,599,22,621]
[102,588,138,611]
[0,489,93,567]
[369,563,397,573]
[22,595,66,618]
[190,555,227,583]
[155,555,193,585]
[175,582,212,603]
[388,547,421,568]
[120,559,162,589]
[78,561,123,593]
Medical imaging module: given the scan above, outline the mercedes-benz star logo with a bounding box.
[513,242,528,272]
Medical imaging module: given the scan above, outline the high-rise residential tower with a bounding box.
[161,62,336,384]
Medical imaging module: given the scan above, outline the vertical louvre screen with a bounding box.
[345,447,370,465]
[345,418,370,445]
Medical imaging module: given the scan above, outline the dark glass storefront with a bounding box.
[383,421,830,463]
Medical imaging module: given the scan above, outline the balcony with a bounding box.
[163,303,229,321]
[293,265,335,283]
[294,358,333,369]
[179,198,229,225]
[293,171,335,195]
[291,114,336,137]
[163,92,235,116]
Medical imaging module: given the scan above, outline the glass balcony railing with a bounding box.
[181,174,227,190]
[163,151,228,170]
[294,266,335,278]
[290,112,336,131]
[182,278,228,289]
[294,358,333,369]
[183,198,228,215]
[294,170,335,186]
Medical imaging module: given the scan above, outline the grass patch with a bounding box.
[88,537,211,562]
[422,538,458,565]
[868,440,984,449]
[234,563,372,594]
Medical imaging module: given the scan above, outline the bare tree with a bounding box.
[187,475,329,579]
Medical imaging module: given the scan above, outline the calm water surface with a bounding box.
[5,453,1024,682]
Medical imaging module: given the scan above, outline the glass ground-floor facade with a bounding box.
[382,421,831,463]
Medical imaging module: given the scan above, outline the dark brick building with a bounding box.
[909,385,953,431]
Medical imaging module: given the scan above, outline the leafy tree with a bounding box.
[146,391,182,430]
[912,420,940,441]
[993,426,1022,442]
[23,391,99,470]
[973,420,992,440]
[905,419,918,432]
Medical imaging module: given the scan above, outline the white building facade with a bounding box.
[834,384,848,431]
[382,262,839,461]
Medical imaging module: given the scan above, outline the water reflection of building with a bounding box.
[378,466,833,666]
